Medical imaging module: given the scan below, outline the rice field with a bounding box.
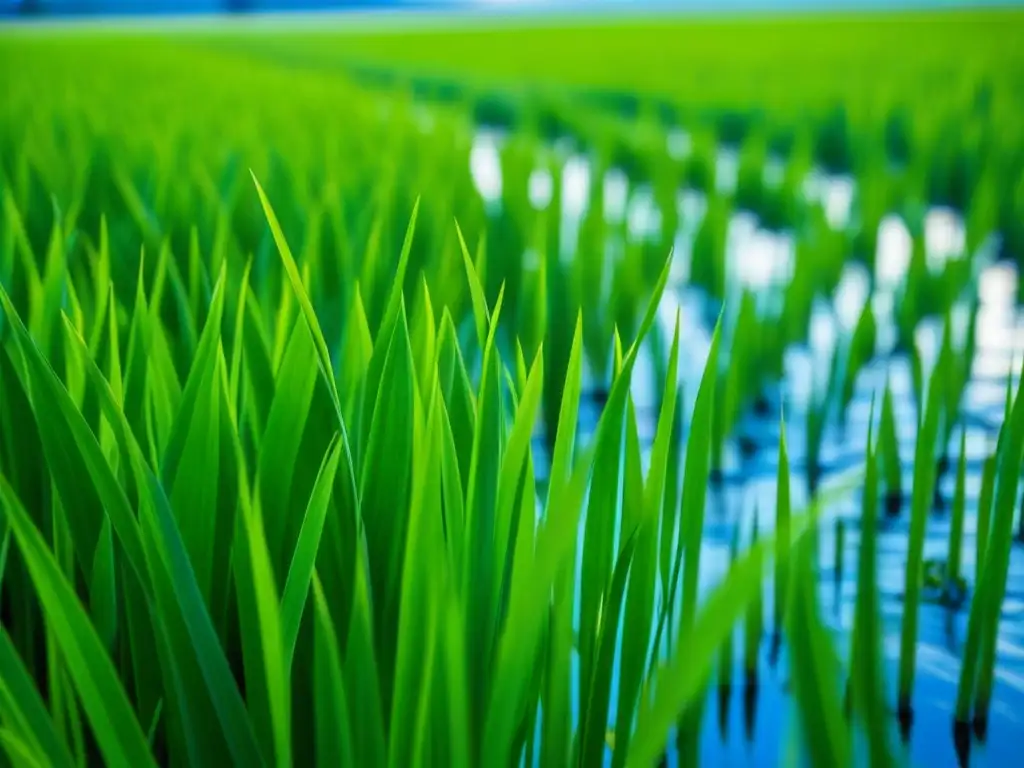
[1,7,1024,767]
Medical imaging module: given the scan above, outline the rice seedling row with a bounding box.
[2,13,1024,767]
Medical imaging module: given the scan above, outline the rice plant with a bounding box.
[2,10,1024,768]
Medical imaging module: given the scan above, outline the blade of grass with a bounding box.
[613,310,681,766]
[257,316,320,576]
[0,727,46,768]
[139,467,266,768]
[880,379,902,513]
[972,361,1024,722]
[744,507,763,680]
[679,312,724,630]
[357,197,421,460]
[65,315,237,763]
[0,292,150,590]
[579,351,628,714]
[456,218,490,351]
[0,630,75,768]
[648,311,723,679]
[975,451,996,585]
[850,395,893,768]
[234,470,291,768]
[579,531,638,768]
[251,172,342,414]
[464,287,508,747]
[626,532,772,768]
[360,299,416,719]
[787,525,850,768]
[493,343,544,636]
[0,477,156,768]
[946,422,968,593]
[280,433,343,670]
[343,539,387,767]
[389,378,444,768]
[774,411,791,639]
[898,347,945,713]
[541,309,586,768]
[312,574,355,768]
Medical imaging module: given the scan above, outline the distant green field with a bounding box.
[247,9,1024,114]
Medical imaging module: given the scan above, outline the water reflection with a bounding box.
[926,207,967,268]
[603,167,629,222]
[877,214,913,288]
[803,170,854,229]
[470,127,503,204]
[528,167,552,209]
[627,185,661,240]
[716,147,739,194]
[667,127,691,160]
[728,214,793,291]
[834,262,871,332]
[467,127,1024,767]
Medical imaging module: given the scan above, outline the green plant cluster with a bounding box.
[1,14,1023,767]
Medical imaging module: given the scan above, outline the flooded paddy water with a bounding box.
[469,128,1024,766]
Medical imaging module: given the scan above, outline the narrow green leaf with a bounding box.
[344,543,388,767]
[390,379,443,768]
[360,299,416,715]
[580,353,627,709]
[975,451,996,584]
[139,470,266,768]
[235,476,291,768]
[251,172,342,416]
[456,218,491,351]
[973,360,1024,717]
[437,310,477,499]
[648,312,724,681]
[680,313,723,629]
[579,532,638,768]
[0,727,46,768]
[358,198,421,459]
[493,344,544,633]
[947,423,968,589]
[483,438,596,767]
[0,630,75,768]
[744,509,763,677]
[627,534,772,768]
[787,528,849,768]
[280,434,343,669]
[898,352,945,705]
[464,288,508,726]
[775,412,791,636]
[257,316,319,575]
[547,312,584,493]
[880,379,902,509]
[613,311,682,765]
[90,520,117,652]
[0,295,149,591]
[850,394,894,768]
[0,478,156,768]
[312,575,355,768]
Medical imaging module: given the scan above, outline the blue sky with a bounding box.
[3,0,1015,16]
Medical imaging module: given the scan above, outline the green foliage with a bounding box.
[898,338,946,706]
[946,424,968,593]
[774,414,791,636]
[850,395,894,768]
[1,12,1023,768]
[879,379,903,510]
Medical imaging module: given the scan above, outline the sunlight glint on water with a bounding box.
[466,127,1024,765]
